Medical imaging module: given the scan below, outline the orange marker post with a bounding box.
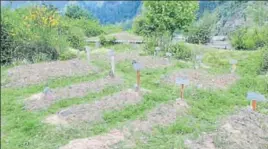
[180,84,184,100]
[252,100,257,111]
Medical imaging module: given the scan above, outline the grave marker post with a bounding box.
[176,77,189,100]
[229,59,238,73]
[85,46,90,63]
[166,52,172,64]
[247,92,266,111]
[133,61,142,92]
[108,49,115,77]
[155,47,161,57]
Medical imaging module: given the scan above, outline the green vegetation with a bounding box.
[1,1,268,149]
[65,4,93,20]
[186,11,218,44]
[230,26,268,50]
[0,4,120,65]
[133,1,198,37]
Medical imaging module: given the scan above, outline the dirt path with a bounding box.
[58,99,189,149]
[44,89,145,125]
[6,59,99,87]
[163,69,239,89]
[185,108,268,149]
[24,76,123,111]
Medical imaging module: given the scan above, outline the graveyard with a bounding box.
[1,1,268,149]
[1,42,268,149]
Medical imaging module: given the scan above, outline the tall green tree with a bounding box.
[133,1,198,36]
[65,4,93,20]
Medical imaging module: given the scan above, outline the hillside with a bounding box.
[212,1,268,35]
[1,1,142,24]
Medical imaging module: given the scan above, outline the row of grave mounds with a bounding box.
[4,49,173,88]
[59,99,189,149]
[185,108,268,149]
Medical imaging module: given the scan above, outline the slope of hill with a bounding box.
[212,1,268,35]
[1,1,142,24]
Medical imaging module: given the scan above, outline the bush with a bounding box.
[186,11,218,44]
[169,42,192,60]
[1,22,15,64]
[99,35,116,46]
[186,28,211,44]
[230,26,268,50]
[59,49,78,60]
[66,26,86,50]
[74,19,103,37]
[142,36,159,55]
[65,4,93,20]
[14,41,59,63]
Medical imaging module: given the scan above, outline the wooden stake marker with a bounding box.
[176,77,189,100]
[108,49,115,77]
[166,52,172,63]
[155,47,161,57]
[85,46,91,63]
[195,55,203,69]
[132,60,142,92]
[246,92,266,111]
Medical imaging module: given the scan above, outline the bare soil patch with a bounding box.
[24,76,123,111]
[44,89,145,125]
[6,59,99,87]
[163,69,239,89]
[125,99,189,134]
[59,129,125,149]
[58,99,189,149]
[114,99,189,148]
[185,108,268,149]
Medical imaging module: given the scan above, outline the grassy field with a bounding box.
[1,43,268,149]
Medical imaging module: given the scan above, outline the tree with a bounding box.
[186,10,219,44]
[133,1,198,37]
[65,4,92,20]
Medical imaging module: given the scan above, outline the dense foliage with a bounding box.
[168,42,192,60]
[186,11,218,44]
[133,1,198,36]
[65,4,93,20]
[229,2,268,50]
[0,4,118,65]
[230,26,268,50]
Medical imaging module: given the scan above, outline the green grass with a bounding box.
[1,44,268,149]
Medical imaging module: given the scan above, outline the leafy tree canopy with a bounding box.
[133,1,198,36]
[65,4,93,20]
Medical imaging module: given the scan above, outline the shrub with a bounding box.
[230,26,268,50]
[99,35,116,46]
[14,41,59,63]
[168,42,192,60]
[74,19,103,37]
[1,22,15,64]
[66,26,86,50]
[65,4,93,20]
[186,11,218,44]
[142,33,172,56]
[59,49,78,60]
[142,36,159,55]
